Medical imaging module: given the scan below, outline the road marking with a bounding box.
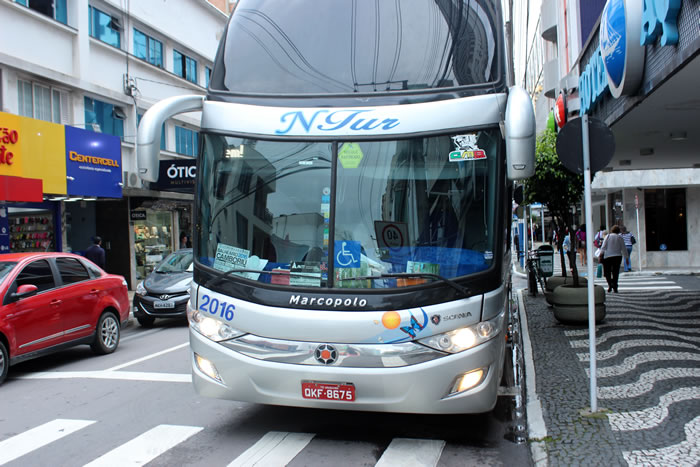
[577,339,700,361]
[608,387,700,431]
[228,431,315,467]
[106,343,189,371]
[0,419,95,465]
[623,416,700,466]
[375,438,445,467]
[84,424,203,467]
[16,370,191,383]
[598,368,700,399]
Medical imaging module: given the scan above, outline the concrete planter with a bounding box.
[545,276,587,305]
[550,284,606,324]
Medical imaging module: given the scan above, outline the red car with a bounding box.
[0,253,130,385]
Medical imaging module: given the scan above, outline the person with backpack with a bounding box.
[620,225,636,272]
[594,225,606,248]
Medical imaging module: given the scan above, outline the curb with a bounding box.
[518,288,549,466]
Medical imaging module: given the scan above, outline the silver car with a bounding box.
[133,249,192,327]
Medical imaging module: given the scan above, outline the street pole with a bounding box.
[529,206,535,247]
[635,193,642,271]
[542,206,545,243]
[582,114,598,413]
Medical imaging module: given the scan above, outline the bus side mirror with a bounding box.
[504,86,536,181]
[137,95,205,182]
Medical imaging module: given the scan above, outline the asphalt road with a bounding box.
[0,317,531,467]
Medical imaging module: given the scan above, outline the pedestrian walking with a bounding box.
[600,225,629,293]
[594,225,606,248]
[85,236,106,269]
[620,226,636,272]
[576,224,587,266]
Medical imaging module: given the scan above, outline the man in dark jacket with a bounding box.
[85,236,106,269]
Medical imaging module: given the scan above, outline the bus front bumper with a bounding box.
[189,328,506,414]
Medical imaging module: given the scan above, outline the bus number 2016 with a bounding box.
[199,294,235,321]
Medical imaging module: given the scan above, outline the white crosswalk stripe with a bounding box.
[0,419,95,466]
[228,431,315,467]
[84,424,203,467]
[375,438,446,467]
[0,420,453,467]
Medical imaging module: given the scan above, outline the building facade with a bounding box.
[537,0,699,269]
[0,0,228,287]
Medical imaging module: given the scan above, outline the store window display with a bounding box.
[133,210,173,279]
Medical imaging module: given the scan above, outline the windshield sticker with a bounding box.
[338,143,364,169]
[270,268,291,285]
[334,240,361,268]
[484,251,494,260]
[289,262,322,287]
[406,261,440,275]
[449,134,486,162]
[214,244,249,272]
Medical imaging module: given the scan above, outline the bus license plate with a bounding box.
[301,382,355,401]
[153,300,175,309]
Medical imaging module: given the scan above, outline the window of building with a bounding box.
[85,96,124,138]
[644,188,687,251]
[89,5,121,48]
[173,50,197,84]
[56,258,90,285]
[17,79,68,124]
[205,66,212,88]
[175,126,198,156]
[14,0,67,24]
[133,29,163,67]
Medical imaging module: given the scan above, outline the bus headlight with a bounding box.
[418,312,504,353]
[188,305,244,342]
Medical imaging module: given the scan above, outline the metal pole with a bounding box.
[636,195,642,271]
[582,114,598,412]
[529,206,535,247]
[541,206,545,243]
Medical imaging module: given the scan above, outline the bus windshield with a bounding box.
[198,131,500,289]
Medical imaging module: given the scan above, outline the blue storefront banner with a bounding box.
[65,126,122,198]
[0,205,9,253]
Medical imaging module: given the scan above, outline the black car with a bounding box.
[133,249,192,327]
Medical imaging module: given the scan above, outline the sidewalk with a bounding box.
[517,258,700,465]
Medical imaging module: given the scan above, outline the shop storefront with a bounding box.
[0,111,126,274]
[574,0,700,269]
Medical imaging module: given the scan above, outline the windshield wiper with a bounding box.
[204,268,321,288]
[336,273,471,298]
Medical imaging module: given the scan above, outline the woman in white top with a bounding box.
[600,225,629,293]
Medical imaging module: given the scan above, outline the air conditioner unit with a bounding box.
[123,171,143,189]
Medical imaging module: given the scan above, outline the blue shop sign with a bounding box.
[65,126,122,198]
[580,0,683,113]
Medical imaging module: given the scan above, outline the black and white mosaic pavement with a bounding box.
[524,287,700,467]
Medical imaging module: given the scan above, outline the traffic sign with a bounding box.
[374,221,408,251]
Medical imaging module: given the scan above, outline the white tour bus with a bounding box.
[138,0,535,414]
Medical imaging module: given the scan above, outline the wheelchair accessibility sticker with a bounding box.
[334,240,361,268]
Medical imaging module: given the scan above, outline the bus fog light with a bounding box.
[195,353,223,383]
[450,369,486,395]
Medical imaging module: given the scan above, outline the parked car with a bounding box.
[0,253,130,385]
[133,248,193,327]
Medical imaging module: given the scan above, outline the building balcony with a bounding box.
[543,59,559,98]
[540,0,558,43]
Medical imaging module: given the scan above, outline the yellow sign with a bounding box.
[0,111,67,194]
[338,143,364,169]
